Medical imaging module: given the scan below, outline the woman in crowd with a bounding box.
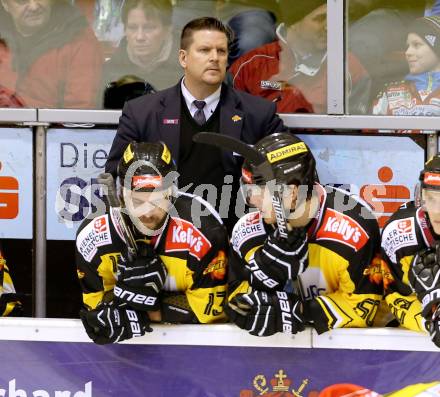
[101,0,180,107]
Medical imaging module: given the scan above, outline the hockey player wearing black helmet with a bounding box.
[77,141,229,344]
[382,154,440,348]
[227,133,382,337]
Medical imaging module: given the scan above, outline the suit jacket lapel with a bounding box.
[219,84,243,142]
[158,83,181,165]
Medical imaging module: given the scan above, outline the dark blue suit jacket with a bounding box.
[105,82,285,176]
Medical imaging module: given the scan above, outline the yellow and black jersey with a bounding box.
[380,201,433,332]
[0,244,22,316]
[75,192,228,323]
[229,184,383,333]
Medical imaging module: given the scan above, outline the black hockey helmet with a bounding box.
[117,141,177,192]
[420,154,440,191]
[242,133,317,190]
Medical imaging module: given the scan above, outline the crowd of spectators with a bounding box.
[0,0,437,112]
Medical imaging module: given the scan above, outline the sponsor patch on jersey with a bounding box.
[76,214,112,262]
[315,208,369,251]
[381,217,416,263]
[266,142,308,164]
[260,80,282,90]
[165,217,212,261]
[203,250,227,280]
[232,212,265,251]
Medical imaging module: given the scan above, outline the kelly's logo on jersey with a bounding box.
[165,218,212,261]
[316,208,369,251]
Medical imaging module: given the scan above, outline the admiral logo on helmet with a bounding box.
[266,142,308,164]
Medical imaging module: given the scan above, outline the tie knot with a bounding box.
[193,100,206,110]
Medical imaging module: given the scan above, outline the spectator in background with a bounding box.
[0,242,22,316]
[101,0,180,108]
[0,0,103,108]
[229,0,370,114]
[373,16,440,121]
[0,37,23,107]
[349,0,427,105]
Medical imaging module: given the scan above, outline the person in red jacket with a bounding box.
[228,0,371,114]
[0,0,103,109]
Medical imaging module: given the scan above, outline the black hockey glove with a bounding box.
[247,228,308,290]
[114,241,167,311]
[80,302,152,345]
[226,290,305,337]
[427,306,440,348]
[409,245,440,317]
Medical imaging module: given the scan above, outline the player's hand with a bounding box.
[427,306,440,348]
[409,244,440,317]
[114,241,167,311]
[226,290,305,336]
[80,302,152,345]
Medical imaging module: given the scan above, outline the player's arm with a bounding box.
[304,252,383,334]
[162,224,229,324]
[0,262,23,317]
[231,216,308,292]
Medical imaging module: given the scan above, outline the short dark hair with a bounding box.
[121,0,172,27]
[180,17,233,50]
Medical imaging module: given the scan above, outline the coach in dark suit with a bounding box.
[105,17,285,230]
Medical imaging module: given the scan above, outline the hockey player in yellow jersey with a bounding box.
[0,242,22,316]
[382,154,440,347]
[77,141,228,344]
[226,133,383,336]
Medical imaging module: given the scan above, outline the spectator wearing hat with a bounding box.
[228,0,371,114]
[373,15,440,121]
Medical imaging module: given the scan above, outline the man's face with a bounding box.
[1,0,51,36]
[246,184,299,224]
[179,29,228,89]
[406,33,440,74]
[123,189,170,233]
[296,4,327,52]
[423,188,440,234]
[125,7,170,61]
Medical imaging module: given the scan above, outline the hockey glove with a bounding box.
[247,228,308,290]
[226,290,305,337]
[409,245,440,317]
[80,302,152,345]
[114,242,167,311]
[427,306,440,348]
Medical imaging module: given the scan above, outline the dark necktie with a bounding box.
[193,100,206,125]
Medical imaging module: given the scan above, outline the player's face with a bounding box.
[423,188,440,234]
[179,29,228,89]
[296,4,327,52]
[1,0,51,36]
[124,189,170,232]
[125,7,170,61]
[246,184,299,224]
[406,33,440,74]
